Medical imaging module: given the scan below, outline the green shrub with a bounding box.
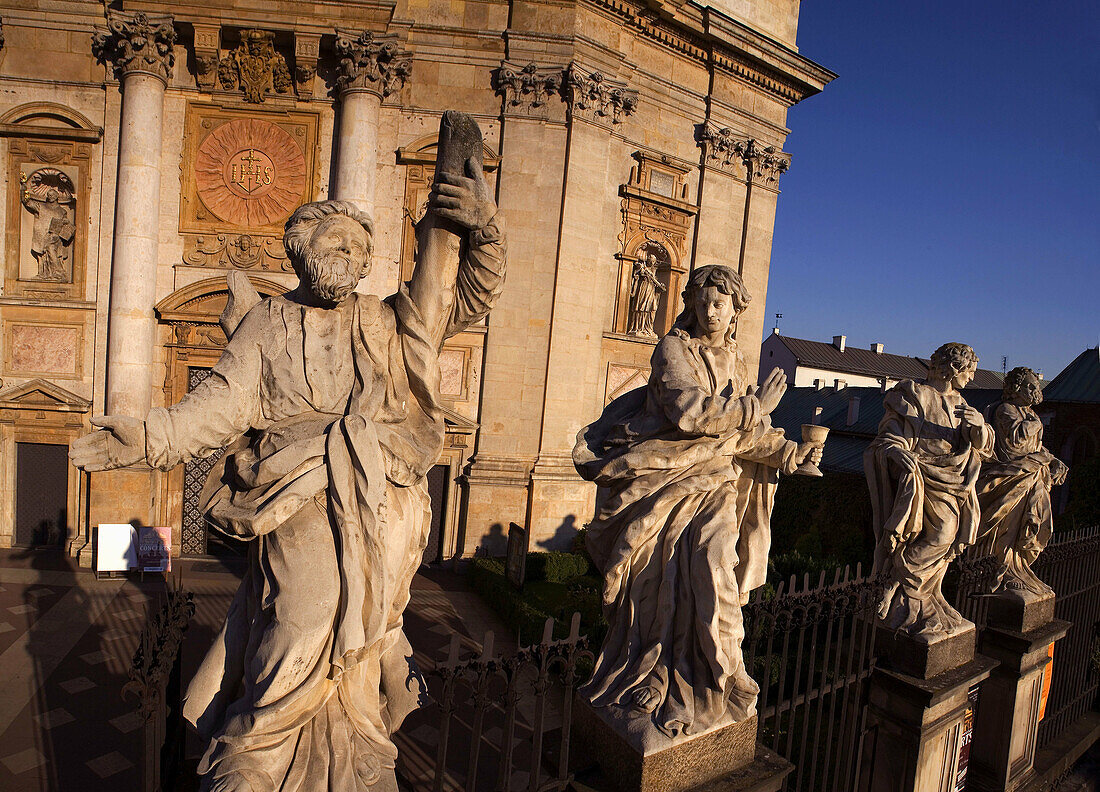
[525,551,591,583]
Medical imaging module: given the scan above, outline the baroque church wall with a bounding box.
[0,0,831,558]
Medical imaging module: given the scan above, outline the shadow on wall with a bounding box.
[536,514,578,552]
[475,514,583,558]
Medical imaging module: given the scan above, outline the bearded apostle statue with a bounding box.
[975,367,1067,598]
[70,112,505,792]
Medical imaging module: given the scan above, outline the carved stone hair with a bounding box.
[672,264,751,348]
[283,200,375,274]
[1003,366,1040,399]
[928,342,979,379]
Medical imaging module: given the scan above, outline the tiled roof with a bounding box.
[1043,347,1100,404]
[774,334,1004,388]
[775,335,929,380]
[769,385,1004,475]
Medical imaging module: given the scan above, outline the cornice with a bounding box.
[581,0,835,105]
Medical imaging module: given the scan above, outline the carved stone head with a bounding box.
[672,264,751,348]
[283,200,374,305]
[1003,366,1043,406]
[928,342,979,389]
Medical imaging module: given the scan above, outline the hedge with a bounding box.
[525,551,592,583]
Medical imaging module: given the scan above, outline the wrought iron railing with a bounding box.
[1033,526,1100,750]
[123,587,195,792]
[419,613,592,792]
[743,564,885,792]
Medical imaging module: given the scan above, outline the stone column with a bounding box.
[93,11,176,418]
[968,597,1070,792]
[331,30,411,218]
[462,62,569,556]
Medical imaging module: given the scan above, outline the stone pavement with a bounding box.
[0,548,508,792]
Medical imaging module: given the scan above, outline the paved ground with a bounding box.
[0,547,510,792]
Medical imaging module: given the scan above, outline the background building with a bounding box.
[0,0,832,561]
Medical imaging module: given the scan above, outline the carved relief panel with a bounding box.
[4,138,93,300]
[614,152,697,339]
[179,103,320,273]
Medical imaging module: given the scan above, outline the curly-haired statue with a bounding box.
[70,113,504,792]
[865,342,995,640]
[975,367,1067,598]
[574,264,824,750]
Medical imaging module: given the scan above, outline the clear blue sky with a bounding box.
[766,0,1099,380]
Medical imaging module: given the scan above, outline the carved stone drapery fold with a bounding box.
[92,11,176,83]
[492,62,563,112]
[563,65,638,125]
[696,125,791,187]
[333,30,412,98]
[218,29,292,104]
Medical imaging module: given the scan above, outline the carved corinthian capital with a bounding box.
[563,65,638,126]
[333,30,412,98]
[92,10,176,83]
[492,62,563,112]
[696,125,791,187]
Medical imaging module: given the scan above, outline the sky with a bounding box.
[765,0,1099,380]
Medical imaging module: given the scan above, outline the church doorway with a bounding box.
[14,441,68,547]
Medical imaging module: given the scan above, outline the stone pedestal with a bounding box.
[864,626,997,792]
[572,699,791,792]
[968,593,1069,792]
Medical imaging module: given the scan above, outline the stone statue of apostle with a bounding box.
[70,112,506,792]
[574,264,823,748]
[975,366,1067,598]
[865,342,994,639]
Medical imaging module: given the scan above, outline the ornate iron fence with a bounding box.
[743,564,885,792]
[945,527,1100,753]
[123,587,195,792]
[416,614,592,792]
[1033,526,1100,750]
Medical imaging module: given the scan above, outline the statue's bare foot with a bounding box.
[630,685,661,714]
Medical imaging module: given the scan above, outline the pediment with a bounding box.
[0,378,91,412]
[0,102,103,142]
[396,134,501,170]
[155,275,287,324]
[441,404,479,433]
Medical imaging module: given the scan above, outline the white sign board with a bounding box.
[96,523,137,573]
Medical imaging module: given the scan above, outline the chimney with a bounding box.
[833,334,846,352]
[880,378,889,392]
[834,378,847,391]
[846,395,861,426]
[812,406,823,425]
[814,378,824,391]
[771,327,780,336]
[871,342,884,354]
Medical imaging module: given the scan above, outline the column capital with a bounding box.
[92,10,176,84]
[492,62,564,114]
[563,64,638,127]
[696,125,791,187]
[333,30,412,98]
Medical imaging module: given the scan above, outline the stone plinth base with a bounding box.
[875,622,976,679]
[863,655,997,792]
[968,616,1070,792]
[985,589,1055,634]
[572,697,767,792]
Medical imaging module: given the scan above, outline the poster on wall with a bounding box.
[137,526,172,573]
[95,523,136,573]
[954,683,981,792]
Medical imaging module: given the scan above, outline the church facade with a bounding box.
[0,0,831,560]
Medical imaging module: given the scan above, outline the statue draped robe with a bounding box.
[975,401,1061,596]
[865,380,994,638]
[144,219,505,791]
[574,329,798,742]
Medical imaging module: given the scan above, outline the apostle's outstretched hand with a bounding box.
[69,415,146,471]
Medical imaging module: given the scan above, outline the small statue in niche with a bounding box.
[625,250,666,338]
[865,342,994,639]
[21,168,76,282]
[574,264,824,747]
[975,367,1067,598]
